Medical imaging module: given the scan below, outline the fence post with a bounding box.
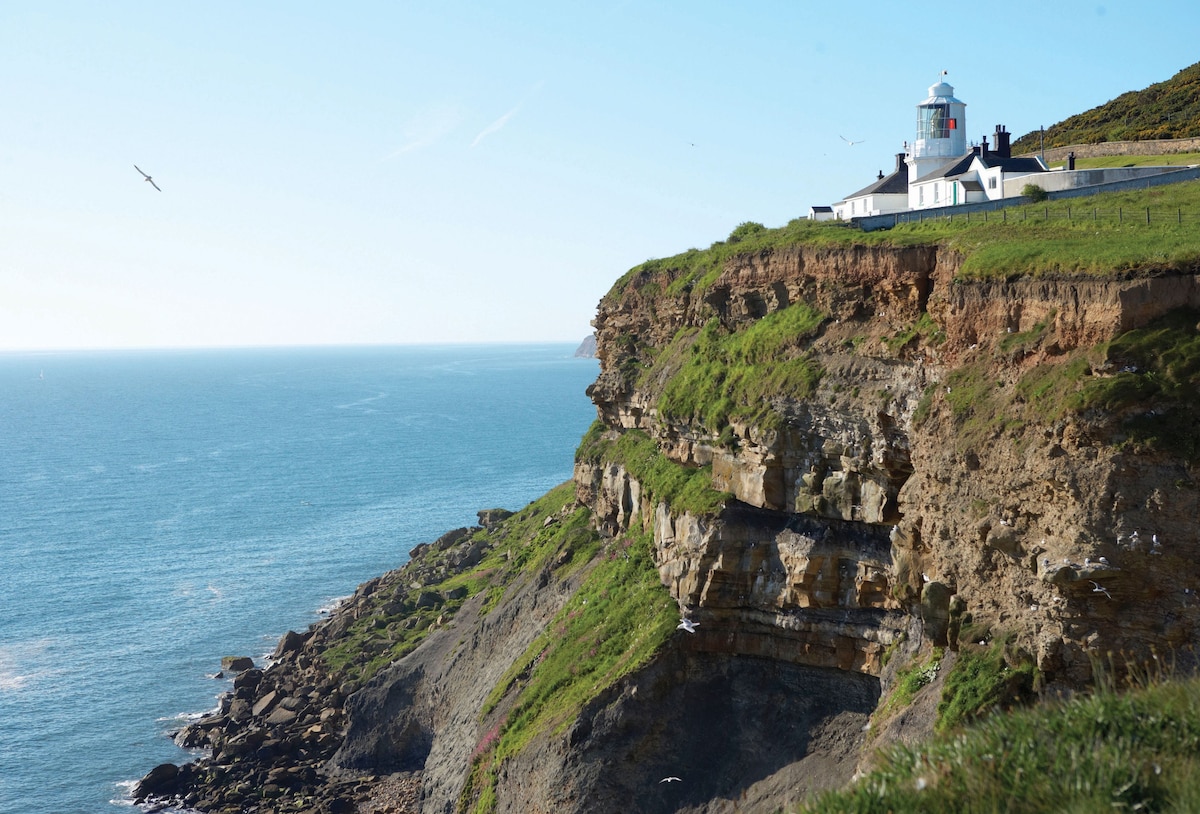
[1119,207,1122,224]
[1146,208,1151,225]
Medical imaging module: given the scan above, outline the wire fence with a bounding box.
[894,205,1200,227]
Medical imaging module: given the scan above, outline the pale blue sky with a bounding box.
[2,1,1197,350]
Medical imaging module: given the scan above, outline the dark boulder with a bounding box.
[433,527,472,551]
[273,630,310,660]
[415,591,442,609]
[233,667,263,690]
[133,762,179,801]
[220,655,255,672]
[477,508,514,527]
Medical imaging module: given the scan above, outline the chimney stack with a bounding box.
[993,125,1011,158]
[981,136,989,158]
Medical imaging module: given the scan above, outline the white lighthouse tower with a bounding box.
[906,73,967,186]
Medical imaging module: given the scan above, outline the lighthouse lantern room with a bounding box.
[907,73,967,184]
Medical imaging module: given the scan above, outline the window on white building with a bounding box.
[934,184,939,203]
[988,177,997,190]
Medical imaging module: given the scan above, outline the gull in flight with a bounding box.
[677,617,697,634]
[1091,581,1113,600]
[839,135,865,146]
[135,165,161,191]
[660,776,682,784]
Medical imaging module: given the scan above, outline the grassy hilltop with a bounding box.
[1010,61,1200,150]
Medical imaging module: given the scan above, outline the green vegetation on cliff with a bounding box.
[935,638,1038,735]
[931,308,1200,461]
[577,423,731,516]
[804,669,1200,814]
[614,218,922,297]
[655,304,825,431]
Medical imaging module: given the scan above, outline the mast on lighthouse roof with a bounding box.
[906,71,967,183]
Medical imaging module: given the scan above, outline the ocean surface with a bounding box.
[0,344,599,814]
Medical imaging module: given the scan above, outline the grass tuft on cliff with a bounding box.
[656,304,826,431]
[801,671,1200,814]
[935,638,1038,734]
[577,424,731,517]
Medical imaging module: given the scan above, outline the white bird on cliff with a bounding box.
[134,164,161,191]
[1091,581,1113,600]
[677,617,698,634]
[660,776,682,783]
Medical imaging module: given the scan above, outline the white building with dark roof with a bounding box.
[909,125,1049,209]
[832,75,1049,217]
[829,74,1200,229]
[833,153,910,220]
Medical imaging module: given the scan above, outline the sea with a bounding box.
[0,344,599,814]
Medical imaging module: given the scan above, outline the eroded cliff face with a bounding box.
[579,242,1200,690]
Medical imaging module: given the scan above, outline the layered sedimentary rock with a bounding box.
[582,241,1200,693]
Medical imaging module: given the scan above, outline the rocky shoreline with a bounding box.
[135,617,392,814]
[133,512,514,814]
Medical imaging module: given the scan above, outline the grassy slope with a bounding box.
[905,181,1200,280]
[1010,61,1200,151]
[449,433,728,813]
[322,483,599,685]
[1075,152,1200,168]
